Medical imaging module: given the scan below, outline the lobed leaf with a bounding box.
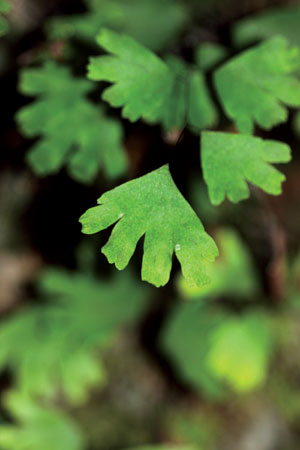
[88,28,174,122]
[80,165,218,288]
[214,36,300,134]
[178,228,258,299]
[201,131,291,205]
[89,31,217,133]
[17,61,127,183]
[0,269,147,404]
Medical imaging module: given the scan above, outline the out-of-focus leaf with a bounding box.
[154,56,217,132]
[80,164,218,288]
[0,0,10,37]
[0,269,148,404]
[105,0,188,51]
[233,4,300,48]
[201,132,291,205]
[207,313,273,392]
[156,55,188,132]
[47,0,188,52]
[46,0,122,42]
[0,391,85,450]
[187,69,217,131]
[195,42,228,71]
[178,228,258,299]
[214,37,300,134]
[161,302,227,398]
[17,61,127,183]
[161,302,273,396]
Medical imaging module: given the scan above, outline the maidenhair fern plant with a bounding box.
[17,26,300,288]
[3,0,300,449]
[77,31,300,287]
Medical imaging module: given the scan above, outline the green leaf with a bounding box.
[0,269,148,404]
[161,302,273,396]
[46,0,122,42]
[233,4,300,48]
[0,0,11,37]
[80,164,218,288]
[178,228,258,299]
[17,61,127,183]
[195,42,228,71]
[214,36,300,134]
[156,55,188,132]
[143,54,216,133]
[89,33,217,132]
[39,267,148,331]
[88,28,174,122]
[0,391,85,450]
[161,301,227,398]
[207,313,273,392]
[47,0,188,52]
[112,0,188,51]
[201,131,291,205]
[154,56,217,132]
[187,69,217,131]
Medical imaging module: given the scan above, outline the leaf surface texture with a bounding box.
[80,165,218,287]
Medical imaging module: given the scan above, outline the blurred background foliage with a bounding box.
[2,0,300,449]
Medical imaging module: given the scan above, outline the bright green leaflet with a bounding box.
[161,302,273,396]
[214,36,300,134]
[0,268,147,404]
[233,4,300,48]
[201,131,291,205]
[17,61,127,183]
[195,42,228,71]
[0,391,85,450]
[47,0,188,52]
[0,0,11,37]
[80,165,218,288]
[178,228,258,299]
[207,313,273,392]
[88,28,174,122]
